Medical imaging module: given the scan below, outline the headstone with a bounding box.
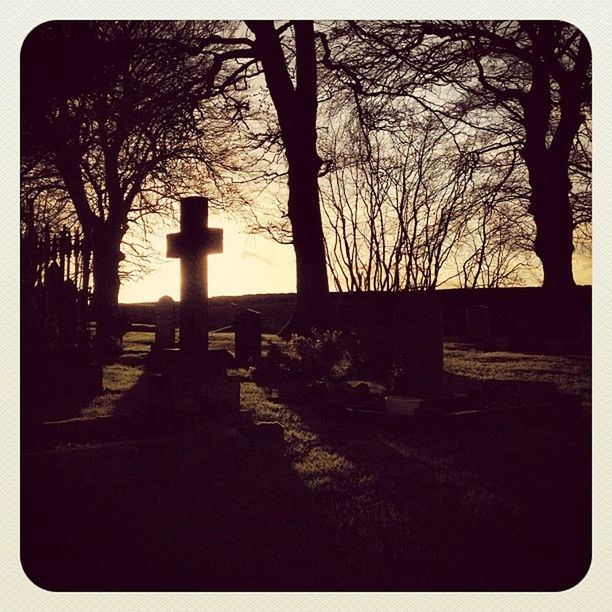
[146,196,240,416]
[515,317,543,351]
[336,292,444,398]
[154,295,176,349]
[234,308,262,365]
[466,304,491,347]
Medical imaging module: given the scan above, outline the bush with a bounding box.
[286,330,357,382]
[252,329,360,389]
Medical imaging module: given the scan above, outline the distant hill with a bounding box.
[121,293,297,333]
[121,286,591,340]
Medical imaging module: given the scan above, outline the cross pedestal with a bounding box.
[166,196,222,356]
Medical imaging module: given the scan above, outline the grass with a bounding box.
[80,332,150,419]
[22,331,592,591]
[244,335,591,590]
[240,382,589,590]
[83,332,590,420]
[444,340,592,409]
[75,331,280,420]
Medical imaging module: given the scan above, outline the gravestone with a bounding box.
[147,196,240,418]
[154,295,176,349]
[234,308,262,365]
[515,317,544,351]
[167,196,223,355]
[335,292,444,398]
[466,304,491,347]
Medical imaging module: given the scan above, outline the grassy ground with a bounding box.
[21,331,591,591]
[76,333,592,419]
[444,340,592,409]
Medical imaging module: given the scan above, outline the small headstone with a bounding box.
[515,318,543,350]
[391,296,443,397]
[155,295,176,349]
[466,304,491,347]
[234,308,262,365]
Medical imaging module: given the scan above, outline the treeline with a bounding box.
[22,21,591,339]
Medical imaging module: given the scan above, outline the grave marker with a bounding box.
[166,196,223,355]
[234,308,262,365]
[145,195,240,416]
[154,295,176,349]
[336,292,444,398]
[466,304,491,347]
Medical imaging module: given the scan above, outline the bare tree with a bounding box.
[318,95,529,291]
[452,167,537,288]
[320,20,591,291]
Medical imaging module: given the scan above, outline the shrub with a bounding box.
[252,329,360,389]
[286,330,357,382]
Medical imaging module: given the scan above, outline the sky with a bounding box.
[119,213,297,302]
[119,212,593,303]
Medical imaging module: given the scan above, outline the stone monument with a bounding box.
[466,304,491,347]
[147,196,239,419]
[335,292,444,398]
[166,196,223,356]
[154,295,176,350]
[234,308,262,365]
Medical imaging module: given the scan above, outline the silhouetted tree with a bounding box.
[321,110,467,289]
[321,20,591,291]
[245,20,331,335]
[21,20,245,341]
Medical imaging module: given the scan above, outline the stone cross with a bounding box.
[166,196,223,355]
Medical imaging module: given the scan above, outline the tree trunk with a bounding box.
[521,56,582,342]
[90,224,125,341]
[284,131,332,335]
[248,20,332,337]
[521,61,577,292]
[528,159,576,290]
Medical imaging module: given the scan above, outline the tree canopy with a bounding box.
[21,20,249,337]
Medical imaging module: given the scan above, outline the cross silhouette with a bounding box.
[166,196,223,355]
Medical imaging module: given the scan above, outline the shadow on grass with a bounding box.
[22,334,343,591]
[21,374,344,591]
[21,358,103,425]
[20,334,592,592]
[265,378,591,591]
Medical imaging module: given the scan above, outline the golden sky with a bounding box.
[119,214,296,302]
[119,213,592,303]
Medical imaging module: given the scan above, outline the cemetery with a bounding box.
[20,20,592,595]
[20,196,591,592]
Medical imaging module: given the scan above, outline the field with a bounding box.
[21,331,591,591]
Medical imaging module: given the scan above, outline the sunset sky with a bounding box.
[118,214,593,303]
[119,213,296,303]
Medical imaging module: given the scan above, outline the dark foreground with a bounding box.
[21,337,591,592]
[22,414,590,591]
